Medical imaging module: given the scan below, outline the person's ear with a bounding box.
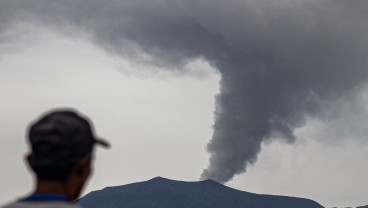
[25,153,35,171]
[75,154,92,179]
[66,154,93,201]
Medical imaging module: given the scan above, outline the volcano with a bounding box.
[78,177,324,208]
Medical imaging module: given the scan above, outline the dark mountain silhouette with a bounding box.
[78,177,324,208]
[357,205,368,208]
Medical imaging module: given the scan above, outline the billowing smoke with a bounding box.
[1,0,368,183]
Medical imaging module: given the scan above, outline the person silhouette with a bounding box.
[2,109,110,208]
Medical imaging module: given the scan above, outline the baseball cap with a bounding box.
[28,109,110,167]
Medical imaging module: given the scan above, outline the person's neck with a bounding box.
[34,179,72,201]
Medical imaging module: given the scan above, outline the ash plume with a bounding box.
[1,0,368,183]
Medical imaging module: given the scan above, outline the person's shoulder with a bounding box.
[1,201,80,208]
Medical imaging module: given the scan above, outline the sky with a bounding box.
[1,1,368,207]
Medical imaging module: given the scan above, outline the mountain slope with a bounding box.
[78,177,324,208]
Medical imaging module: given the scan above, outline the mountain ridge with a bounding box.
[78,176,324,208]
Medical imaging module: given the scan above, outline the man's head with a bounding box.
[26,109,109,199]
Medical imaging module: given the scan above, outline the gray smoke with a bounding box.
[1,0,368,183]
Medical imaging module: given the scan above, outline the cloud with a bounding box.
[1,0,368,183]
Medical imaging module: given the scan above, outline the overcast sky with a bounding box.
[1,1,368,208]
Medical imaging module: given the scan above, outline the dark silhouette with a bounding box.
[1,109,109,208]
[78,177,324,208]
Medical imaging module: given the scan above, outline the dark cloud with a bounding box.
[1,0,368,183]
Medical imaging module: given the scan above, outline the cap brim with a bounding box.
[94,138,111,148]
